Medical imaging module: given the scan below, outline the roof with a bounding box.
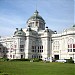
[14,28,25,37]
[65,25,75,31]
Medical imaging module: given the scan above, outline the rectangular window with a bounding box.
[42,50,43,52]
[35,46,36,49]
[10,55,12,58]
[14,45,16,48]
[0,48,1,50]
[32,46,34,49]
[69,44,72,48]
[69,49,72,52]
[20,49,24,52]
[73,49,75,52]
[39,56,40,59]
[73,44,75,48]
[38,46,39,49]
[36,22,38,26]
[32,50,34,52]
[42,46,43,49]
[40,50,41,52]
[68,49,72,52]
[68,44,72,48]
[3,47,5,50]
[20,45,24,48]
[41,56,42,58]
[68,45,69,48]
[38,50,39,52]
[40,46,41,49]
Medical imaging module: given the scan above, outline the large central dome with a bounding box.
[27,10,45,31]
[27,10,45,23]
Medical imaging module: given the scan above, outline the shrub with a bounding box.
[33,58,42,62]
[66,58,74,63]
[0,58,9,61]
[20,59,30,61]
[10,59,30,61]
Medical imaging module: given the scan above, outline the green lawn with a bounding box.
[0,61,74,75]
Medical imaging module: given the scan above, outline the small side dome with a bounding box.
[73,24,75,27]
[44,27,49,32]
[26,26,32,31]
[63,25,75,32]
[14,28,25,37]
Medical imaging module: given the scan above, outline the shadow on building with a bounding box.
[0,43,8,58]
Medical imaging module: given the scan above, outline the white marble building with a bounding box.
[0,10,75,61]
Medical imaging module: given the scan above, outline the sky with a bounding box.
[0,0,74,36]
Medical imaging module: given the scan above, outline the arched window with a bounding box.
[68,38,74,44]
[67,38,75,52]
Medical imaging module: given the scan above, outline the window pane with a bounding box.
[14,45,16,48]
[38,46,39,49]
[70,49,72,52]
[73,44,75,48]
[20,49,24,52]
[68,45,69,48]
[35,46,36,49]
[73,49,75,52]
[20,45,24,48]
[42,46,43,49]
[10,55,12,58]
[32,46,34,49]
[68,44,72,48]
[40,46,41,49]
[68,49,72,52]
[68,49,69,52]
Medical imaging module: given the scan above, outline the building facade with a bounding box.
[0,10,75,61]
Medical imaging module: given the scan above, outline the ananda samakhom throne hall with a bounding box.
[0,10,75,62]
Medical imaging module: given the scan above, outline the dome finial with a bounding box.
[34,10,39,15]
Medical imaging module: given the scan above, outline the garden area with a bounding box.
[0,59,74,75]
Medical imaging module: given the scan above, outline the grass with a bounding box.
[0,61,74,75]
